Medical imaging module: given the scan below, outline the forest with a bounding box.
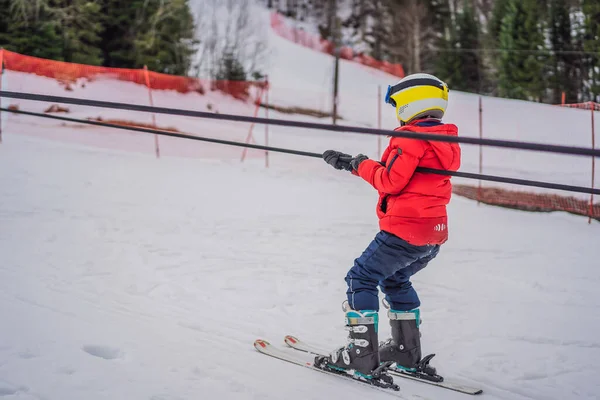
[268,0,600,104]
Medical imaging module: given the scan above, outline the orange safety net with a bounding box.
[453,185,599,221]
[559,101,600,111]
[1,49,267,101]
[270,12,405,79]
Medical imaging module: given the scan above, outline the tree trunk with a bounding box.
[413,0,421,73]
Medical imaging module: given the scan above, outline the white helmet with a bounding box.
[385,73,449,124]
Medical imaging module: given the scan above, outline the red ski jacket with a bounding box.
[356,120,461,245]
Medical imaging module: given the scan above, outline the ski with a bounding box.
[253,339,404,396]
[283,335,483,396]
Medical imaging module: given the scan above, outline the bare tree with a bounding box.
[194,0,268,80]
[387,0,434,74]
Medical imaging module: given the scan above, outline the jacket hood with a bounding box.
[396,121,461,171]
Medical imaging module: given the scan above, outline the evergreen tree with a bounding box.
[435,15,461,88]
[549,0,576,103]
[98,0,140,68]
[133,0,198,75]
[422,0,452,73]
[583,0,600,101]
[54,0,104,65]
[0,0,63,60]
[1,0,198,75]
[455,3,482,92]
[488,0,511,46]
[498,0,546,101]
[436,2,482,93]
[216,50,247,81]
[523,0,547,101]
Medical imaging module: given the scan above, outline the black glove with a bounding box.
[323,150,353,171]
[350,154,368,171]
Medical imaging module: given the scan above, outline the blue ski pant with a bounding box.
[345,231,440,312]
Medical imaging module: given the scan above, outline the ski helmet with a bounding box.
[385,73,449,124]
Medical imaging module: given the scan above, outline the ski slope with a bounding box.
[0,131,599,400]
[1,2,600,400]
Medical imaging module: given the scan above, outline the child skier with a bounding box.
[320,73,461,381]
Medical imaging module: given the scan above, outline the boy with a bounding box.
[320,73,461,380]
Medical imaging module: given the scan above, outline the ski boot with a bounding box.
[379,305,443,383]
[314,302,398,389]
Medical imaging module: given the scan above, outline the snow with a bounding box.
[1,130,599,400]
[1,2,600,400]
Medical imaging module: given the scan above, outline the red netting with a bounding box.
[453,185,599,221]
[2,49,267,100]
[270,12,405,79]
[5,50,146,86]
[559,102,600,111]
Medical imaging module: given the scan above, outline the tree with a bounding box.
[98,0,140,68]
[435,2,482,93]
[134,0,198,75]
[435,17,461,89]
[488,0,510,46]
[583,0,600,101]
[549,0,577,103]
[456,4,482,92]
[2,0,104,65]
[498,0,546,101]
[386,0,434,74]
[216,49,247,81]
[195,0,266,80]
[0,0,63,60]
[53,0,104,65]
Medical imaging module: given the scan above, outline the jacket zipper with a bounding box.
[386,149,402,173]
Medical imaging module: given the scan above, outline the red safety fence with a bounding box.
[1,49,267,101]
[453,184,600,221]
[270,12,405,79]
[560,101,600,111]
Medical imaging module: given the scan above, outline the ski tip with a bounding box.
[284,335,299,345]
[254,339,270,349]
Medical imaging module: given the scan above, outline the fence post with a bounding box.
[240,84,266,162]
[143,65,160,158]
[591,102,596,224]
[265,76,269,168]
[377,85,382,159]
[561,92,566,105]
[0,48,4,144]
[478,96,483,204]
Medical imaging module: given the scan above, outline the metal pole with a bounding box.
[143,65,159,158]
[265,77,270,168]
[333,51,339,125]
[478,96,483,204]
[331,0,339,125]
[590,103,596,224]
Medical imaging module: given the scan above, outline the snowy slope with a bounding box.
[1,2,599,400]
[1,133,599,400]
